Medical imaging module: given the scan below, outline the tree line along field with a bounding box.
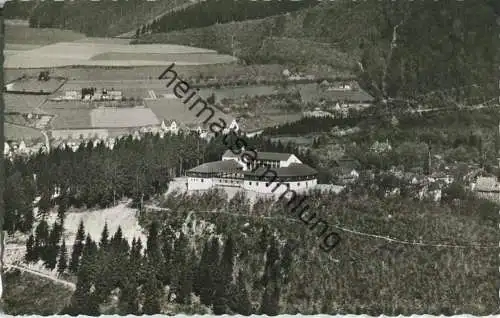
[5,64,352,83]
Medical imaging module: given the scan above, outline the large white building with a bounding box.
[186,150,318,197]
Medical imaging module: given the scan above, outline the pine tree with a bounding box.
[176,249,196,305]
[110,226,123,249]
[44,222,61,270]
[220,235,235,288]
[262,236,280,287]
[57,239,68,276]
[34,219,49,261]
[25,234,35,263]
[69,220,86,273]
[145,221,161,274]
[119,276,139,314]
[198,237,220,306]
[131,237,143,264]
[37,192,51,218]
[69,235,100,316]
[196,240,211,304]
[160,228,174,285]
[172,231,188,286]
[99,222,109,249]
[230,270,252,315]
[281,240,295,284]
[260,282,280,315]
[119,236,142,314]
[142,271,162,315]
[213,235,235,313]
[57,198,67,228]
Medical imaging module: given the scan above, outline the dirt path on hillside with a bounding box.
[5,264,76,291]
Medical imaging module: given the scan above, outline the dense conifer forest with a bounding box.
[138,0,318,36]
[135,0,498,103]
[23,0,187,36]
[4,132,319,236]
[3,128,498,315]
[21,185,499,315]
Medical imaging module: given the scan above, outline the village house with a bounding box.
[331,156,360,185]
[370,140,392,153]
[472,176,500,202]
[299,81,374,108]
[161,119,180,135]
[303,108,334,118]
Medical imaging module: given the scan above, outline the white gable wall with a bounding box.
[282,154,301,167]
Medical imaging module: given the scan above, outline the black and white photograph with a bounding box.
[0,0,498,316]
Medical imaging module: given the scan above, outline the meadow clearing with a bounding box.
[6,77,66,94]
[5,41,237,68]
[4,21,237,68]
[5,122,44,142]
[4,94,48,114]
[4,63,319,83]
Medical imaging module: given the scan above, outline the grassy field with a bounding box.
[5,43,43,50]
[48,109,92,130]
[59,79,170,99]
[4,94,48,114]
[7,77,66,94]
[91,51,236,64]
[5,63,344,83]
[5,122,44,142]
[145,97,235,128]
[5,114,32,126]
[5,41,237,68]
[5,22,85,45]
[3,269,73,315]
[90,107,160,128]
[41,101,94,112]
[198,85,280,100]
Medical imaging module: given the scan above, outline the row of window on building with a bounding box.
[193,178,311,188]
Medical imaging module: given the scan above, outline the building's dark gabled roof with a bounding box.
[332,166,357,176]
[222,149,292,161]
[333,156,360,169]
[188,160,242,174]
[244,163,317,178]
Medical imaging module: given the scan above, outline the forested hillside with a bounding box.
[18,0,499,103]
[3,1,36,20]
[136,0,318,36]
[22,187,499,315]
[135,0,498,103]
[25,0,189,37]
[4,132,319,235]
